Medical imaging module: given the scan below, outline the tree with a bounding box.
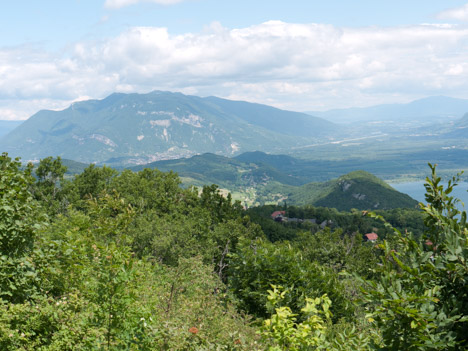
[110,168,182,213]
[35,156,67,197]
[295,229,378,278]
[227,237,353,321]
[363,164,468,350]
[0,153,45,302]
[73,164,118,200]
[200,184,243,223]
[33,156,69,215]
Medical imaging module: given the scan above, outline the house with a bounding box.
[271,211,286,222]
[364,232,378,242]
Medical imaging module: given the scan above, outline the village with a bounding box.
[270,210,379,242]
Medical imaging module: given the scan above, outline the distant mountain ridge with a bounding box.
[0,120,23,138]
[0,91,335,164]
[307,96,468,123]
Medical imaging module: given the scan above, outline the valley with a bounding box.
[1,92,466,349]
[1,92,467,176]
[3,2,468,349]
[129,152,419,209]
[2,91,467,209]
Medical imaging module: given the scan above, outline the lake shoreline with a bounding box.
[390,181,468,208]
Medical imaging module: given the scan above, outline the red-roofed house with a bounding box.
[364,232,378,242]
[271,211,286,221]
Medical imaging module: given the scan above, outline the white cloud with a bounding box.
[2,21,468,119]
[104,0,186,9]
[437,3,468,21]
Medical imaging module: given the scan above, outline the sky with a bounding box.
[1,0,468,120]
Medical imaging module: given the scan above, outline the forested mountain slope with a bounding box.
[134,153,418,210]
[0,91,334,164]
[290,170,419,210]
[130,152,303,188]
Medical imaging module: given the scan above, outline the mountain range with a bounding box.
[0,91,335,164]
[307,96,468,124]
[1,92,467,185]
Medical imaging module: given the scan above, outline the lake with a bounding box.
[391,181,468,209]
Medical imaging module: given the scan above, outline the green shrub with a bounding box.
[363,165,468,350]
[227,238,353,321]
[0,153,46,302]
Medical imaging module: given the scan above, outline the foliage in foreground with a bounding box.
[362,164,468,350]
[0,153,466,350]
[261,286,376,351]
[0,153,262,350]
[0,155,45,303]
[227,238,353,321]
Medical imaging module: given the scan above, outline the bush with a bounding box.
[227,238,353,321]
[363,164,468,350]
[0,153,46,302]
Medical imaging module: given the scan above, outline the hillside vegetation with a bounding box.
[131,152,303,188]
[291,170,418,210]
[1,153,466,350]
[136,153,418,210]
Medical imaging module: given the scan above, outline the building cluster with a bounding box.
[271,211,379,241]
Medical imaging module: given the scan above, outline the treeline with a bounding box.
[247,204,425,242]
[0,154,466,350]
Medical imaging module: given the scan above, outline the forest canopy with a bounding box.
[0,153,466,350]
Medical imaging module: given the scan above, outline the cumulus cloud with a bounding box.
[2,21,468,119]
[437,3,468,21]
[104,0,186,9]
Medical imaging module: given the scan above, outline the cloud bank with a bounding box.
[437,3,468,22]
[1,21,468,119]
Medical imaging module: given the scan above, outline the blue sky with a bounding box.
[1,0,468,119]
